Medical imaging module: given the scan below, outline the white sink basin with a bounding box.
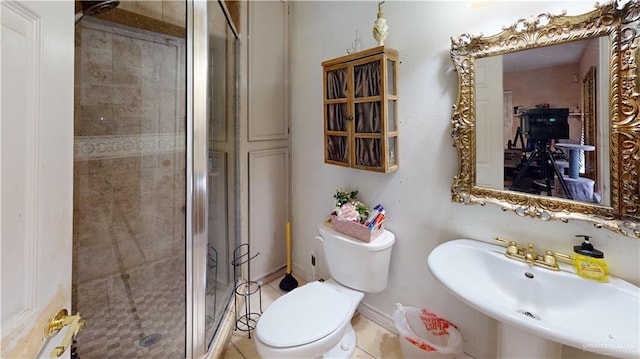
[427,239,640,359]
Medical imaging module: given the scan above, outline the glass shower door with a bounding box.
[73,1,239,357]
[72,2,187,357]
[205,0,240,349]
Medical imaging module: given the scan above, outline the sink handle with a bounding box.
[542,250,573,269]
[543,251,557,266]
[495,237,518,248]
[495,237,519,255]
[553,251,573,263]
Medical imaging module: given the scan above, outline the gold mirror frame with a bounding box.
[450,1,640,238]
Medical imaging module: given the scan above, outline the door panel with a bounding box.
[1,1,74,357]
[475,55,505,188]
[247,0,288,141]
[248,148,289,279]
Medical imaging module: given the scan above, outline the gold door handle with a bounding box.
[44,309,86,357]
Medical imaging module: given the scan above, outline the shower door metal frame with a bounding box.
[187,0,209,357]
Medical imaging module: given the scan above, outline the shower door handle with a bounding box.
[45,309,86,357]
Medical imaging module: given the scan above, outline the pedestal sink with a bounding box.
[427,239,640,359]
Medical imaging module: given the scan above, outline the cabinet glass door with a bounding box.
[325,67,349,164]
[353,60,383,168]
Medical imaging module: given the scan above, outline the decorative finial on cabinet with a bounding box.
[372,1,388,46]
[347,28,362,54]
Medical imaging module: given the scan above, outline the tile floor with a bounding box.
[74,255,186,359]
[221,277,404,359]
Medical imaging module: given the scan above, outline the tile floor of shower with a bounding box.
[73,258,228,358]
[73,256,184,358]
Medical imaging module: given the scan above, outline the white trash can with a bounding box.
[393,303,463,359]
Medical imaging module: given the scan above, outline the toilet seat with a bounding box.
[256,281,352,348]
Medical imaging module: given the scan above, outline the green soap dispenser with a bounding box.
[573,235,609,282]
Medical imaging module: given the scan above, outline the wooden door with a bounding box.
[1,1,75,357]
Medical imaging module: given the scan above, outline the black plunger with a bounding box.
[279,222,298,291]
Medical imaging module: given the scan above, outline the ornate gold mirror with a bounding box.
[450,0,639,238]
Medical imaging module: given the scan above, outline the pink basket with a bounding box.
[330,215,385,242]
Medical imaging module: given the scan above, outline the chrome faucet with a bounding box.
[495,237,573,271]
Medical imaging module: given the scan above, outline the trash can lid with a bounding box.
[256,281,352,347]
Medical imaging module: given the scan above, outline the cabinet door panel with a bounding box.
[387,59,396,95]
[355,138,382,168]
[327,136,349,164]
[353,61,381,98]
[354,101,382,133]
[248,0,287,141]
[388,100,397,132]
[388,137,398,166]
[325,68,348,99]
[326,103,348,131]
[248,148,289,279]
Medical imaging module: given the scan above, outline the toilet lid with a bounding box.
[256,281,352,348]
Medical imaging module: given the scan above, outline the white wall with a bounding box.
[289,2,640,358]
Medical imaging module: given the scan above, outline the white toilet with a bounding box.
[255,222,395,358]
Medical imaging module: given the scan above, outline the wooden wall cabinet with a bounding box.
[322,46,398,173]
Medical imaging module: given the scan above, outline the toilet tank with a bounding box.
[317,222,395,293]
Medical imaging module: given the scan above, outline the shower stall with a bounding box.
[72,1,238,357]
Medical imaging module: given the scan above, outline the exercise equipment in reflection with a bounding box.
[509,109,573,199]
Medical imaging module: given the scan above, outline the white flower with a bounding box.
[337,203,360,222]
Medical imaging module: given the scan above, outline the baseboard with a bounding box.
[257,266,286,285]
[356,301,398,334]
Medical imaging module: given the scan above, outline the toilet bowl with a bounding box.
[255,279,363,358]
[254,222,395,358]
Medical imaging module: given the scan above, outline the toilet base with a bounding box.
[324,324,356,359]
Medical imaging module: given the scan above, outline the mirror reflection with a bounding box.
[475,38,610,206]
[451,0,639,237]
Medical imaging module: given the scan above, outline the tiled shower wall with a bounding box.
[72,19,186,357]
